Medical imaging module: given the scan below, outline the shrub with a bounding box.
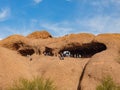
[8,77,56,90]
[96,76,120,90]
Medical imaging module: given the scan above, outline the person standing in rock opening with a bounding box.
[59,52,64,60]
[63,51,71,57]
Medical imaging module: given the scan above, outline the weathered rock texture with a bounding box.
[27,30,52,39]
[0,30,120,90]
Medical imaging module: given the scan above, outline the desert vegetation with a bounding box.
[7,77,56,90]
[96,76,120,90]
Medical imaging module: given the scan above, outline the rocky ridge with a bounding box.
[0,30,120,90]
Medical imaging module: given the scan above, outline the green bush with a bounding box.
[8,77,56,90]
[96,76,120,90]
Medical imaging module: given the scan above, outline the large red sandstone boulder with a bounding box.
[27,30,52,39]
[0,35,29,50]
[0,47,32,90]
[0,31,120,90]
[80,34,120,90]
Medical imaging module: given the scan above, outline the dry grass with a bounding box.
[7,77,56,90]
[96,76,120,90]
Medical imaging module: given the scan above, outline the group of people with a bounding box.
[59,50,82,60]
[26,50,82,61]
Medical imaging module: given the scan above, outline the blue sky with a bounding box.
[0,0,120,39]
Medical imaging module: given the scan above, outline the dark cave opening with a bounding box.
[59,42,107,58]
[18,48,35,56]
[43,47,54,56]
[13,42,24,50]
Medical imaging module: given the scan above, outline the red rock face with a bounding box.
[27,30,52,39]
[0,31,120,90]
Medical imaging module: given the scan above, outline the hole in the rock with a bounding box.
[59,42,107,58]
[43,47,54,56]
[13,42,24,50]
[18,48,35,56]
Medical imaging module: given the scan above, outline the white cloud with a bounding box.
[75,0,120,34]
[40,15,120,36]
[34,0,42,4]
[1,16,119,38]
[77,16,120,34]
[40,22,74,36]
[89,0,120,7]
[0,8,10,21]
[0,25,34,39]
[77,0,120,14]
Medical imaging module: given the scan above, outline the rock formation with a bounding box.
[0,30,120,90]
[27,30,52,39]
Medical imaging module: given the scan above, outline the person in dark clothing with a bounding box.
[59,52,64,60]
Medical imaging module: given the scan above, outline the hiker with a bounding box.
[63,51,71,57]
[59,52,64,60]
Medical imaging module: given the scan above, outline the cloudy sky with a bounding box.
[0,0,120,39]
